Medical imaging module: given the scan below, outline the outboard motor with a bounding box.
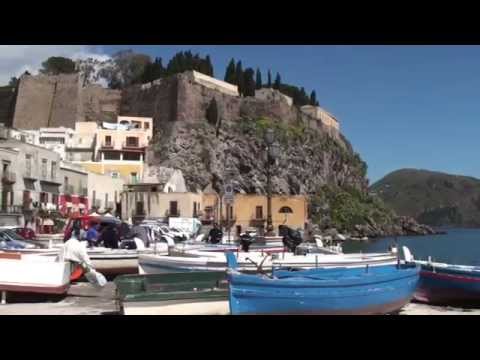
[281,226,303,252]
[239,232,255,252]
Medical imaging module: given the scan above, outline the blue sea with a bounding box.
[342,228,480,266]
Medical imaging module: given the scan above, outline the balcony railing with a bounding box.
[64,184,74,195]
[250,218,266,227]
[0,205,23,214]
[166,210,180,218]
[106,201,115,209]
[1,171,16,184]
[101,140,115,149]
[122,141,143,149]
[79,187,88,196]
[94,199,102,208]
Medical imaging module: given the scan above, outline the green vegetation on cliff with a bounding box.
[310,184,395,232]
[370,168,480,227]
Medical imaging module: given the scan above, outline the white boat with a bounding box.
[138,250,399,275]
[0,252,70,300]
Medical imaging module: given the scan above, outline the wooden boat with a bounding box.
[0,252,70,300]
[226,253,420,315]
[138,250,399,275]
[115,271,229,315]
[414,260,480,307]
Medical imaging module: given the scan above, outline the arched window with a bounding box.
[279,206,293,214]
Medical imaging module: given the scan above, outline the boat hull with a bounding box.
[414,264,480,306]
[122,299,229,315]
[228,264,419,315]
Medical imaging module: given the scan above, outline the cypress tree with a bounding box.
[255,68,262,89]
[310,90,317,106]
[243,68,256,97]
[236,61,244,95]
[274,72,281,89]
[224,58,236,84]
[206,55,214,76]
[267,70,272,87]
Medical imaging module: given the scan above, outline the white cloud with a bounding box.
[0,45,111,85]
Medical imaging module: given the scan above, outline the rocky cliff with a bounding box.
[146,117,367,195]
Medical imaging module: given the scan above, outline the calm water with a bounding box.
[343,228,480,266]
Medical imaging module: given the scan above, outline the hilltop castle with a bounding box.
[1,70,340,139]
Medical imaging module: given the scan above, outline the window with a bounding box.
[105,193,108,208]
[136,201,145,215]
[20,135,26,142]
[255,206,263,219]
[52,194,58,206]
[2,161,10,172]
[40,192,48,204]
[41,159,47,178]
[114,191,118,204]
[92,190,96,204]
[193,202,197,217]
[144,122,150,129]
[126,136,139,147]
[64,176,69,186]
[25,154,32,177]
[227,205,233,219]
[105,135,112,146]
[169,201,178,216]
[51,161,56,180]
[130,172,138,183]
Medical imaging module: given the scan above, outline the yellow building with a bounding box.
[224,194,308,236]
[67,116,152,184]
[122,186,203,221]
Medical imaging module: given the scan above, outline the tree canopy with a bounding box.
[39,57,77,75]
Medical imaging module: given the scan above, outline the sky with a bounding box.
[2,45,480,184]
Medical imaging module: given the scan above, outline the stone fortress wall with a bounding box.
[7,70,340,140]
[10,73,122,130]
[122,71,341,140]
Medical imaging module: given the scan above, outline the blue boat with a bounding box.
[414,260,480,307]
[226,252,420,315]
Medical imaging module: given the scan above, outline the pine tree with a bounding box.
[274,72,281,89]
[243,68,256,97]
[236,61,244,95]
[310,90,317,106]
[224,58,236,84]
[255,68,262,89]
[267,70,272,87]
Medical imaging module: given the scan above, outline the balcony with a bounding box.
[0,205,23,214]
[122,141,144,150]
[101,140,115,149]
[2,171,16,184]
[64,184,74,195]
[40,173,61,185]
[165,210,180,218]
[250,217,266,227]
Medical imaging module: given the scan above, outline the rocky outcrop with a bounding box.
[147,118,367,195]
[350,216,438,238]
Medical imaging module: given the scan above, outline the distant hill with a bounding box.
[370,169,480,227]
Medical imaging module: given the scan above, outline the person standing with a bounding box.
[86,223,100,248]
[58,228,93,281]
[102,224,119,249]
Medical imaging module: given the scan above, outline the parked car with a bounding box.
[0,229,44,250]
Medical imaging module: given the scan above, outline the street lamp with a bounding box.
[265,129,279,236]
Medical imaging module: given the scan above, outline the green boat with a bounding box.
[115,271,229,315]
